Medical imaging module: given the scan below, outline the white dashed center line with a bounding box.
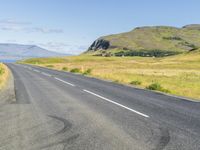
[54,77,75,87]
[83,89,149,118]
[33,69,40,73]
[41,72,52,77]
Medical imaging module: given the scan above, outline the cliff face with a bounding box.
[88,39,110,51]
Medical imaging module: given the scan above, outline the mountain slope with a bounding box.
[87,24,200,57]
[0,43,66,60]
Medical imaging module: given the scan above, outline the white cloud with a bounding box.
[0,26,24,31]
[37,42,88,54]
[0,18,64,34]
[6,39,17,43]
[0,19,31,25]
[30,27,64,33]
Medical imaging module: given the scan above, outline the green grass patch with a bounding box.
[0,67,4,75]
[70,68,81,73]
[114,80,120,83]
[146,83,170,93]
[46,65,54,68]
[83,68,92,75]
[130,80,142,85]
[62,67,68,71]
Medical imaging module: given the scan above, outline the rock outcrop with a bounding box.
[182,24,200,30]
[88,39,110,51]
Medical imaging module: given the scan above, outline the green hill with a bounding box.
[86,24,200,57]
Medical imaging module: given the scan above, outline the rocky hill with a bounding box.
[87,24,200,57]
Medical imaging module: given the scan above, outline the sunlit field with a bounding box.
[22,51,200,100]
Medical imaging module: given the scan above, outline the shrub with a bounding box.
[114,80,120,83]
[115,50,181,57]
[0,68,4,75]
[62,67,68,71]
[130,80,142,85]
[70,68,81,73]
[83,68,92,75]
[146,83,170,93]
[46,65,54,68]
[163,36,182,40]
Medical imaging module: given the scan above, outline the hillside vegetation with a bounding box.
[22,50,200,100]
[0,63,9,90]
[87,24,200,57]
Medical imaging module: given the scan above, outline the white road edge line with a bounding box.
[83,89,149,118]
[54,77,75,87]
[41,72,52,77]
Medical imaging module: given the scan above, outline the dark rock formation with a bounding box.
[182,24,200,30]
[88,39,110,51]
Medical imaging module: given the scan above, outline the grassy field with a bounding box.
[22,51,200,100]
[0,63,9,90]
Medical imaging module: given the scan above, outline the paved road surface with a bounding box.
[1,63,200,150]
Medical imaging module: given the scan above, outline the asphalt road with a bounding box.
[1,63,200,150]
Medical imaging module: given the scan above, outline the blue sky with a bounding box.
[0,0,199,54]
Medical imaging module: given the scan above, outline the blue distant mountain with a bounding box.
[0,43,68,61]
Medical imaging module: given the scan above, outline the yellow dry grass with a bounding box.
[0,63,9,90]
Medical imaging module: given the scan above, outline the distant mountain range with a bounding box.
[0,43,68,61]
[86,24,200,57]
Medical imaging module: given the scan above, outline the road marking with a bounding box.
[33,69,40,73]
[54,77,75,87]
[83,89,149,118]
[41,72,52,77]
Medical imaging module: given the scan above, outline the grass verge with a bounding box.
[0,63,9,90]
